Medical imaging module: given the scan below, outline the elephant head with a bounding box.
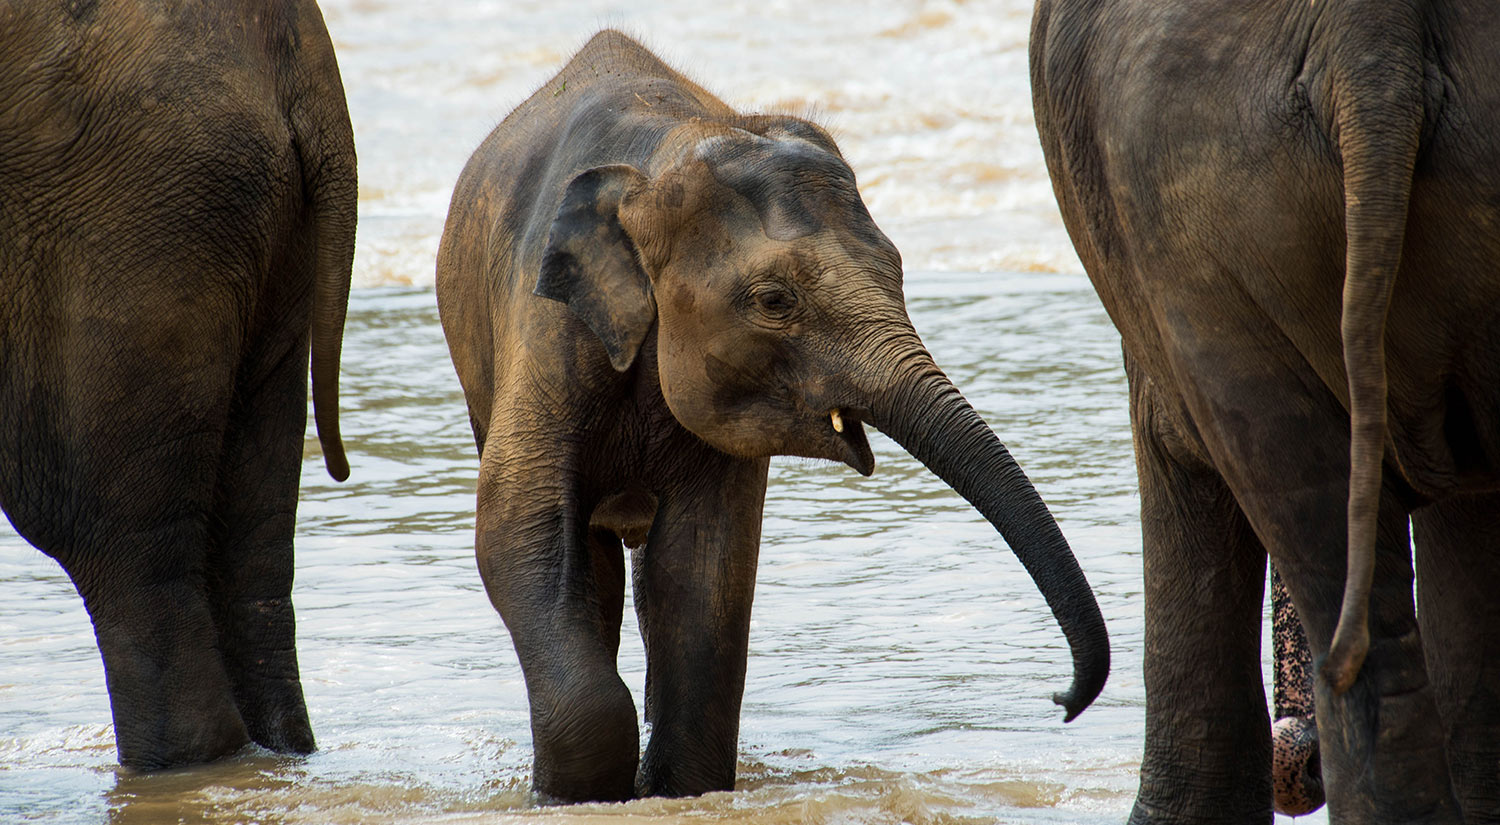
[536,121,1109,720]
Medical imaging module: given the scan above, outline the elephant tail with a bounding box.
[1321,6,1428,694]
[304,136,356,483]
[291,9,357,483]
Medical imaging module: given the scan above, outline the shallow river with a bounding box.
[3,2,1320,823]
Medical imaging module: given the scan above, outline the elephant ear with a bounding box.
[536,164,657,372]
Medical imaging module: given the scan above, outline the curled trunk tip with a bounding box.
[869,366,1110,720]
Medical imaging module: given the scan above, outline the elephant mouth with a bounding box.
[827,407,875,476]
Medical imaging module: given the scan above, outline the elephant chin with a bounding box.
[1271,715,1324,816]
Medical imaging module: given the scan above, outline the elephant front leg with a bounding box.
[633,454,769,798]
[1414,493,1500,822]
[1129,385,1274,825]
[476,453,638,803]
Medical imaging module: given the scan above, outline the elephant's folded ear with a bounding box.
[536,164,657,372]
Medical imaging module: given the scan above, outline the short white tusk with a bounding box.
[831,409,844,433]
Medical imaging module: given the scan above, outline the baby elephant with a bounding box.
[436,30,1108,802]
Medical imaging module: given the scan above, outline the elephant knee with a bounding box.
[529,678,639,803]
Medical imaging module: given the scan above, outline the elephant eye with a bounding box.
[753,287,798,318]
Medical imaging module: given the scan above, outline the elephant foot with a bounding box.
[1271,715,1323,816]
[115,706,251,773]
[220,599,317,755]
[236,684,316,755]
[529,677,639,803]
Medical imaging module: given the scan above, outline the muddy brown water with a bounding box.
[2,2,1320,822]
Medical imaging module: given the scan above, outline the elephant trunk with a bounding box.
[864,355,1109,721]
[1271,565,1324,816]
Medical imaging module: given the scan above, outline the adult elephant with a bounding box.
[437,29,1109,803]
[1031,1,1499,822]
[0,0,355,771]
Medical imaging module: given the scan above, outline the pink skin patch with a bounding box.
[1271,567,1324,815]
[1272,716,1323,815]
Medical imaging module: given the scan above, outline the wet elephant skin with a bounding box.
[436,30,1109,803]
[1031,1,1500,822]
[0,0,355,771]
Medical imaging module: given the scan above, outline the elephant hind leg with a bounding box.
[206,326,317,754]
[39,304,254,769]
[1126,378,1273,825]
[68,526,250,770]
[1235,465,1459,821]
[1414,493,1500,822]
[1128,286,1459,820]
[1255,480,1460,823]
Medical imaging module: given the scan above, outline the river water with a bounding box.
[1,2,1320,823]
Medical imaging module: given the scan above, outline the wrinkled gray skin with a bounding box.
[0,0,355,771]
[437,30,1109,803]
[1032,0,1500,822]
